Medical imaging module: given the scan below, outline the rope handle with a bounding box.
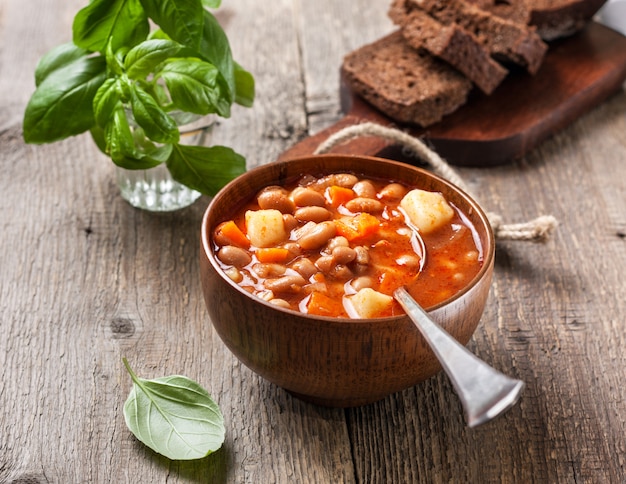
[314,122,557,242]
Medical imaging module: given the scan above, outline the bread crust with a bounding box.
[405,0,548,74]
[391,3,508,94]
[526,0,608,40]
[342,31,472,127]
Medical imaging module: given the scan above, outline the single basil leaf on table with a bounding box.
[34,42,88,86]
[129,85,180,144]
[124,39,183,79]
[72,0,149,53]
[122,358,225,461]
[139,0,205,51]
[160,58,230,117]
[166,144,245,196]
[23,56,107,143]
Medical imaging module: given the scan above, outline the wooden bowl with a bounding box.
[199,154,495,407]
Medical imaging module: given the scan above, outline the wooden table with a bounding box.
[2,0,625,482]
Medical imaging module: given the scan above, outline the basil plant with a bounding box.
[23,0,255,197]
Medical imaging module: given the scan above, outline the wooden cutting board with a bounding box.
[279,22,626,166]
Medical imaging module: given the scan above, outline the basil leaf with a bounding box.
[202,0,221,8]
[73,0,149,53]
[34,43,88,86]
[160,58,230,117]
[198,10,235,98]
[105,106,165,169]
[105,41,126,78]
[166,144,245,196]
[105,106,141,165]
[125,39,182,79]
[233,62,255,107]
[130,85,179,144]
[23,56,107,143]
[139,0,204,50]
[93,78,122,127]
[90,125,108,154]
[122,358,225,461]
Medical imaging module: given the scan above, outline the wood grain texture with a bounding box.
[1,0,625,482]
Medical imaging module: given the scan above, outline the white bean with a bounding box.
[291,187,325,207]
[298,221,337,250]
[217,246,252,268]
[294,206,332,223]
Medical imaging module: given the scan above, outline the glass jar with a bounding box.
[116,114,212,212]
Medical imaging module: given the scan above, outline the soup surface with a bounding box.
[212,172,483,318]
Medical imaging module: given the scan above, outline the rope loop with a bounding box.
[315,122,557,242]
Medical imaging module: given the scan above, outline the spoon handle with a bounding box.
[394,287,525,428]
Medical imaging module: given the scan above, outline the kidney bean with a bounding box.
[264,274,307,293]
[326,236,349,252]
[257,186,295,213]
[332,246,356,265]
[316,173,358,188]
[283,242,302,259]
[315,255,335,273]
[257,289,274,301]
[331,264,353,281]
[252,263,286,278]
[217,246,252,268]
[352,180,377,198]
[379,183,407,200]
[303,281,328,295]
[291,187,326,207]
[223,267,243,283]
[269,298,291,309]
[351,276,375,291]
[294,206,331,223]
[354,246,370,265]
[283,214,298,233]
[292,221,316,239]
[297,221,337,250]
[291,258,318,279]
[345,197,384,213]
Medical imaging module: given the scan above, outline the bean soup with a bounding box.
[212,172,483,318]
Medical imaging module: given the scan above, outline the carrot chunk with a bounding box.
[334,213,380,241]
[306,291,344,317]
[214,220,250,248]
[326,185,355,208]
[256,247,290,263]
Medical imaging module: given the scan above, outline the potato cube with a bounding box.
[349,288,394,319]
[245,209,287,248]
[400,189,455,234]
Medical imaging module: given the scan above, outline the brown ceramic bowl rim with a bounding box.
[201,154,495,323]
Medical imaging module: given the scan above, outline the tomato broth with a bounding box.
[212,172,483,318]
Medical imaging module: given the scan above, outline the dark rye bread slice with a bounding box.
[341,31,472,127]
[408,0,548,74]
[463,0,531,25]
[526,0,608,40]
[465,0,608,40]
[389,3,508,94]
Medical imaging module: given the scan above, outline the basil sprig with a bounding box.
[23,0,253,197]
[122,358,225,461]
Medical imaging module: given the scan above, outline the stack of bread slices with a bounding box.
[342,0,608,127]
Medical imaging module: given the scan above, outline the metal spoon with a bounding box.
[394,287,525,428]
